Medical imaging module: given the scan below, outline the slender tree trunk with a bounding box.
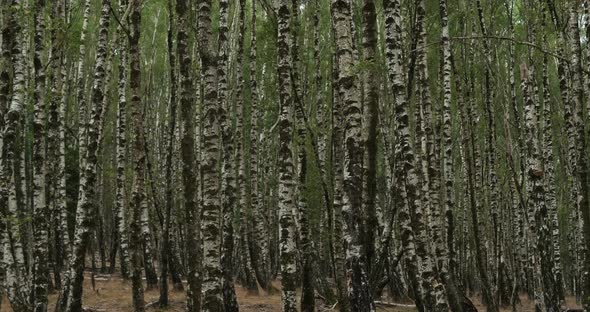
[569,4,590,310]
[197,0,223,309]
[62,1,110,310]
[331,49,350,312]
[415,0,448,308]
[438,1,463,310]
[114,0,130,280]
[32,0,49,310]
[75,0,91,190]
[176,0,201,309]
[250,0,271,293]
[383,0,424,310]
[218,0,239,310]
[361,0,378,277]
[128,1,146,310]
[159,0,178,306]
[47,0,68,288]
[277,0,298,310]
[140,195,158,289]
[293,2,313,310]
[0,3,11,304]
[1,1,31,310]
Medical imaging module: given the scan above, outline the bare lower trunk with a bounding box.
[128,1,146,310]
[278,1,298,310]
[32,0,49,310]
[175,0,201,309]
[1,1,31,310]
[331,0,374,310]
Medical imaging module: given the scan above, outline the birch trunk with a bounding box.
[438,1,463,310]
[331,0,374,310]
[1,1,31,309]
[32,0,49,310]
[175,0,201,309]
[332,50,351,312]
[62,1,110,310]
[0,2,10,305]
[197,0,223,309]
[46,0,68,287]
[75,0,91,188]
[128,0,146,310]
[114,0,130,280]
[278,1,298,310]
[361,0,378,276]
[218,0,239,310]
[570,4,590,310]
[159,0,178,305]
[292,2,313,310]
[251,0,271,293]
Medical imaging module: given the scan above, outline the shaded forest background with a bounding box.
[0,0,589,311]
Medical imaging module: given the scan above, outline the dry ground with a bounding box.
[0,274,582,311]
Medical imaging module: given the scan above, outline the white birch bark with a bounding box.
[1,1,31,310]
[32,0,49,310]
[278,0,298,310]
[62,1,110,310]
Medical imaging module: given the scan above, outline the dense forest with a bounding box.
[0,0,589,311]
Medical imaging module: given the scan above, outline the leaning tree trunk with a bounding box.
[277,0,298,311]
[62,1,110,311]
[331,0,374,310]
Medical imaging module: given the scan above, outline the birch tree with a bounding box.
[128,0,146,310]
[1,1,31,309]
[331,0,374,310]
[31,0,49,310]
[277,0,298,310]
[62,1,110,310]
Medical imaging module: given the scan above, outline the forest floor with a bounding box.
[0,272,583,311]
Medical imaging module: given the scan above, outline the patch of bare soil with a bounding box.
[0,275,583,311]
